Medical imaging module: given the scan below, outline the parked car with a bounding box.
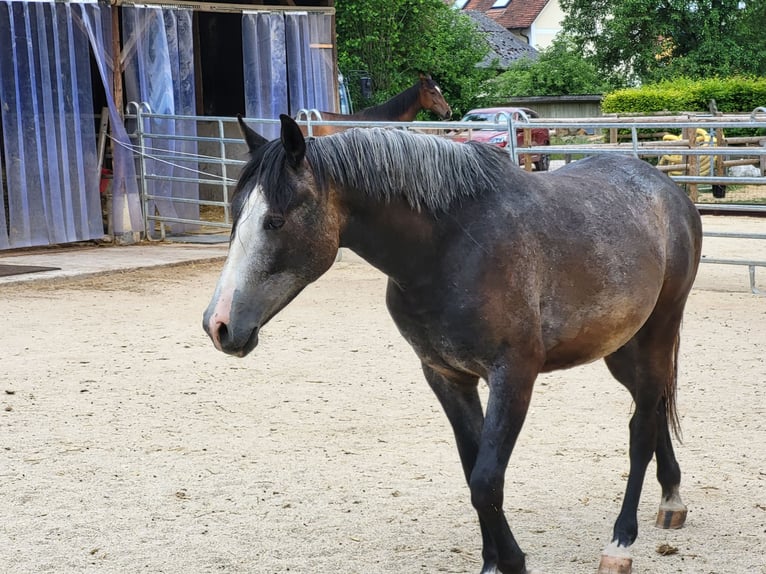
[452,107,551,171]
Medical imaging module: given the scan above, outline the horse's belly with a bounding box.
[541,297,654,371]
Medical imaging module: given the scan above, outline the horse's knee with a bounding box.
[469,474,503,515]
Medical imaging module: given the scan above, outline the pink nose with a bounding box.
[203,291,233,352]
[206,316,227,352]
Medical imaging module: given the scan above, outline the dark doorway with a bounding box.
[197,13,245,116]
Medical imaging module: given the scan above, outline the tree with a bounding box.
[559,0,766,84]
[335,0,493,117]
[482,36,617,101]
[732,0,766,76]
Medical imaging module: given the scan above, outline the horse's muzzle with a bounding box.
[203,310,260,358]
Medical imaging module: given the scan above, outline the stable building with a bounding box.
[0,0,337,250]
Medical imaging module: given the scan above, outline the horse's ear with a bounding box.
[279,114,306,168]
[237,114,268,153]
[419,72,432,83]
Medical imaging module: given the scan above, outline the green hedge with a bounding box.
[602,77,766,114]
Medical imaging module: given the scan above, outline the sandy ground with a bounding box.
[1,216,764,574]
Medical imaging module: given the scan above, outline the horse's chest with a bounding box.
[386,283,487,376]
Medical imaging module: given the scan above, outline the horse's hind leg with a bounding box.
[598,312,687,573]
[653,397,688,529]
[606,362,687,530]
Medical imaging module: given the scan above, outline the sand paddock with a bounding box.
[1,217,764,573]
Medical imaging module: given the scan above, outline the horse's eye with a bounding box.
[264,215,285,230]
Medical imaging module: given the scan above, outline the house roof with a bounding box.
[464,10,538,69]
[460,0,550,30]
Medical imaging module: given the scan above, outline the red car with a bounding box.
[453,107,551,171]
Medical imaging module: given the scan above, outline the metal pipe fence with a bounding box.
[125,104,764,293]
[507,113,766,188]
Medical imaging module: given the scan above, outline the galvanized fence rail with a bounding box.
[126,104,765,293]
[506,109,766,192]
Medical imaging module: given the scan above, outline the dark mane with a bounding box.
[234,139,297,215]
[353,83,420,121]
[238,129,513,215]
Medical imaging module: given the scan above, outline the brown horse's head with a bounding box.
[418,72,452,120]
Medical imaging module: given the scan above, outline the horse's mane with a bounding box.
[305,128,512,213]
[239,128,514,216]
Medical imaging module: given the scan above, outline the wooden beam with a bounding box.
[110,5,124,119]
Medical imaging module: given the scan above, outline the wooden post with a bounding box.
[713,127,726,198]
[111,5,123,119]
[760,139,766,176]
[684,127,698,202]
[523,127,532,171]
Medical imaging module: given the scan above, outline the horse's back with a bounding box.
[544,155,702,274]
[548,154,691,205]
[437,154,702,369]
[535,154,699,239]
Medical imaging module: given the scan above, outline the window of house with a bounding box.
[491,0,511,7]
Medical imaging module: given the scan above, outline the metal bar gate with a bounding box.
[126,104,765,293]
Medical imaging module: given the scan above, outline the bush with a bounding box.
[602,77,766,114]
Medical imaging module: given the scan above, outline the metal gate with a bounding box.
[127,105,766,293]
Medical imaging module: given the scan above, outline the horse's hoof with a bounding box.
[598,542,632,574]
[656,488,687,529]
[597,554,632,574]
[655,507,687,529]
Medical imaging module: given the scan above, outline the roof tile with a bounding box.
[460,0,550,30]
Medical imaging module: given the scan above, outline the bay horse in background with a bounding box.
[298,72,452,136]
[203,115,703,574]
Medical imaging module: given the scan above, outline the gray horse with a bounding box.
[203,115,702,574]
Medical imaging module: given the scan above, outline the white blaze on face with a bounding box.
[206,184,269,337]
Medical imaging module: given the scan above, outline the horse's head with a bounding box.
[418,72,452,120]
[203,115,341,357]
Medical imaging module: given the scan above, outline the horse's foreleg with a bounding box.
[421,366,500,569]
[469,363,537,574]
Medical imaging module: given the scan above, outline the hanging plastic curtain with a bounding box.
[285,12,335,115]
[242,11,335,137]
[242,11,287,140]
[78,3,143,241]
[122,6,198,235]
[0,0,105,249]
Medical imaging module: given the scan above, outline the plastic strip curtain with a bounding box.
[122,6,198,234]
[79,3,143,239]
[0,0,105,249]
[242,11,287,141]
[285,12,334,115]
[242,11,335,139]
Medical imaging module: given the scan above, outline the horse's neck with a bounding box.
[356,84,420,121]
[338,193,437,281]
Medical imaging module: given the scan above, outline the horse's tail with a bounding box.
[666,329,683,443]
